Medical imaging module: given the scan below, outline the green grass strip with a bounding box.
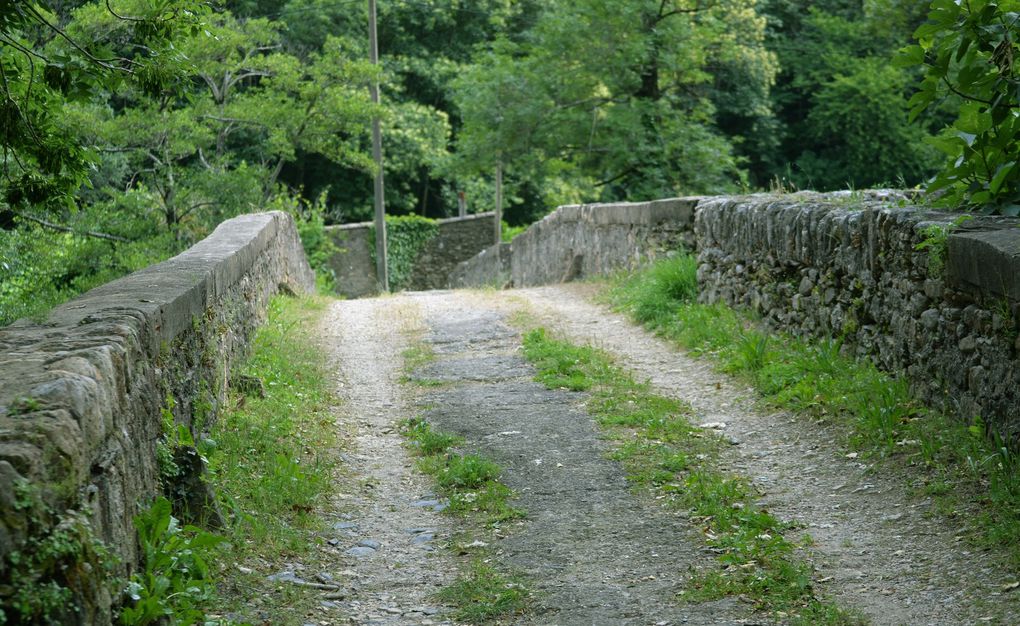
[603,255,1020,569]
[207,295,338,555]
[401,417,526,529]
[399,415,528,620]
[437,560,529,622]
[521,327,863,625]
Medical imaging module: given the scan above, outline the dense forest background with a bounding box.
[0,1,974,324]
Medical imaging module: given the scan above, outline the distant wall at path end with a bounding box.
[327,212,497,298]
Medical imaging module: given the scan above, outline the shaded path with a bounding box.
[319,287,1019,625]
[321,298,455,624]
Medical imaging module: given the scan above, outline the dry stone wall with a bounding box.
[453,191,1020,441]
[696,192,1020,441]
[0,211,314,623]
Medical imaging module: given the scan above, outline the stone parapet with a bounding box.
[326,212,497,298]
[0,211,313,623]
[695,191,1020,440]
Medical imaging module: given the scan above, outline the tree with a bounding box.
[0,0,207,215]
[69,9,378,239]
[760,1,939,190]
[903,0,1020,214]
[452,0,777,221]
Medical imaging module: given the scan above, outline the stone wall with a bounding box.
[326,212,496,298]
[695,191,1020,441]
[449,242,511,289]
[452,190,1020,440]
[326,223,376,299]
[453,198,699,288]
[0,212,314,623]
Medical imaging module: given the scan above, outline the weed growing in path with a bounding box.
[400,417,525,526]
[399,416,528,617]
[437,560,529,622]
[604,256,1020,568]
[520,328,861,625]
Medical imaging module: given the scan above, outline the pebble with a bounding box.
[411,533,435,545]
[358,539,382,549]
[406,527,433,534]
[267,571,304,584]
[345,546,376,557]
[333,521,358,530]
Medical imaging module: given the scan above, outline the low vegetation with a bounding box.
[398,335,529,621]
[399,416,529,620]
[520,327,862,624]
[604,255,1020,568]
[109,294,341,624]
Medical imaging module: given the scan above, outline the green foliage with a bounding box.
[451,0,776,209]
[0,1,209,213]
[522,328,608,391]
[1,488,114,626]
[119,498,224,626]
[761,2,940,190]
[903,0,1020,213]
[372,214,439,290]
[0,216,178,326]
[603,254,698,328]
[404,422,525,524]
[914,214,973,276]
[501,221,526,242]
[437,560,529,622]
[402,417,463,456]
[206,295,338,557]
[437,454,502,490]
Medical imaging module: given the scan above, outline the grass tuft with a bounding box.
[208,295,338,555]
[200,294,342,622]
[437,560,529,621]
[400,417,525,526]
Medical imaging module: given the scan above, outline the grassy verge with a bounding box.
[203,294,342,623]
[603,255,1020,568]
[399,336,529,621]
[520,327,861,625]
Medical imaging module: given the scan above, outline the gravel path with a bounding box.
[508,283,1020,626]
[410,291,764,625]
[315,286,1018,625]
[320,297,456,625]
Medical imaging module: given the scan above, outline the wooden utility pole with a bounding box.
[494,160,503,245]
[368,0,389,292]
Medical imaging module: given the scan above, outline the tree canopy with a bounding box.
[0,0,1005,326]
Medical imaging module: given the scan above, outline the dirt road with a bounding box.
[321,287,1018,625]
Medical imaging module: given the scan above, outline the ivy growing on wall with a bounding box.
[371,215,440,291]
